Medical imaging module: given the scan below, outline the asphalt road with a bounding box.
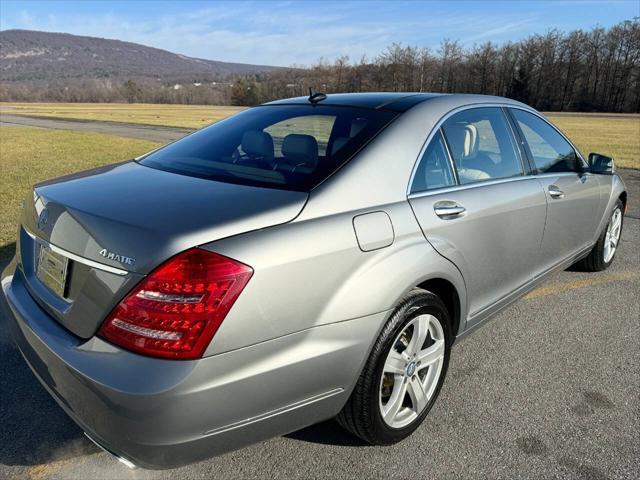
[0,225,638,480]
[0,114,191,143]
[2,111,639,139]
[1,114,638,214]
[0,117,638,479]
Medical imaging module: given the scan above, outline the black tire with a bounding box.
[336,288,451,445]
[579,199,624,272]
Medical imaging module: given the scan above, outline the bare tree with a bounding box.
[1,19,638,112]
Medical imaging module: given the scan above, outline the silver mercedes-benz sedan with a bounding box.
[1,93,627,469]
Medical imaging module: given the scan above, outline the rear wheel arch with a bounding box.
[415,278,461,340]
[337,288,452,444]
[349,276,462,396]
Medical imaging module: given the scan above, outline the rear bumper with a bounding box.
[1,263,382,469]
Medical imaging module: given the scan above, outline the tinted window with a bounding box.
[411,130,456,193]
[441,107,522,185]
[264,115,336,157]
[140,105,397,191]
[511,109,579,173]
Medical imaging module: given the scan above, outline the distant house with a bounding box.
[193,82,202,87]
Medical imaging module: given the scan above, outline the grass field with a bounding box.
[547,114,640,170]
[2,102,638,168]
[0,128,159,260]
[0,102,244,129]
[0,103,638,260]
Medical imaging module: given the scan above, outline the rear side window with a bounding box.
[511,109,579,173]
[441,107,523,185]
[410,130,456,193]
[140,105,397,191]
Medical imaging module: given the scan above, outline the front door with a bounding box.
[509,108,601,273]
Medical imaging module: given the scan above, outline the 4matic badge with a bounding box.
[99,248,135,266]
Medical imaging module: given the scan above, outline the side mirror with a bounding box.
[589,153,614,175]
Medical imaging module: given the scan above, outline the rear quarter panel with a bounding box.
[201,199,466,356]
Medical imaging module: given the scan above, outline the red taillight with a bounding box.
[98,248,253,359]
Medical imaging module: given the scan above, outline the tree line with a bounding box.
[2,19,638,112]
[236,19,640,113]
[0,77,234,105]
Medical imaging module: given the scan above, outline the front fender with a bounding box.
[593,173,627,240]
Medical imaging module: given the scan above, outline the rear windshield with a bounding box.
[139,105,398,191]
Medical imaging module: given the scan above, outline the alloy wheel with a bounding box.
[604,207,622,263]
[379,314,445,429]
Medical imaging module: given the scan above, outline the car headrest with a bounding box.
[282,134,318,169]
[350,117,368,137]
[331,137,349,155]
[445,124,478,159]
[241,131,274,163]
[331,118,369,156]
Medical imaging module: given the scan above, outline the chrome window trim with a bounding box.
[532,171,587,179]
[407,171,587,201]
[500,106,529,175]
[407,103,533,196]
[407,174,536,200]
[439,127,460,186]
[406,103,588,197]
[24,228,129,276]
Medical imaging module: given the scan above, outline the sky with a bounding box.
[1,1,638,66]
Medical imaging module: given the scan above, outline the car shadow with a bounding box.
[0,282,364,466]
[0,310,99,466]
[284,420,368,447]
[565,263,587,272]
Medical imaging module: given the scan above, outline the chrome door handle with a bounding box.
[434,201,466,218]
[548,185,565,199]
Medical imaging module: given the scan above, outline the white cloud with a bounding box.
[0,3,578,66]
[17,9,36,28]
[461,18,540,44]
[2,5,401,65]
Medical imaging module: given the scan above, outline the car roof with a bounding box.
[262,92,527,113]
[262,92,444,112]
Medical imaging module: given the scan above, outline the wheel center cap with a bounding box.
[406,361,417,377]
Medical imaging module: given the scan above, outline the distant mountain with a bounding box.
[0,29,281,83]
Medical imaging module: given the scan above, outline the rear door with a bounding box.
[408,106,548,322]
[508,108,601,273]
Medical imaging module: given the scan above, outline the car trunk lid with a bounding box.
[19,161,307,338]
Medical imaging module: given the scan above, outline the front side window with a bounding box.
[511,109,580,173]
[410,130,456,193]
[140,105,397,191]
[441,107,523,185]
